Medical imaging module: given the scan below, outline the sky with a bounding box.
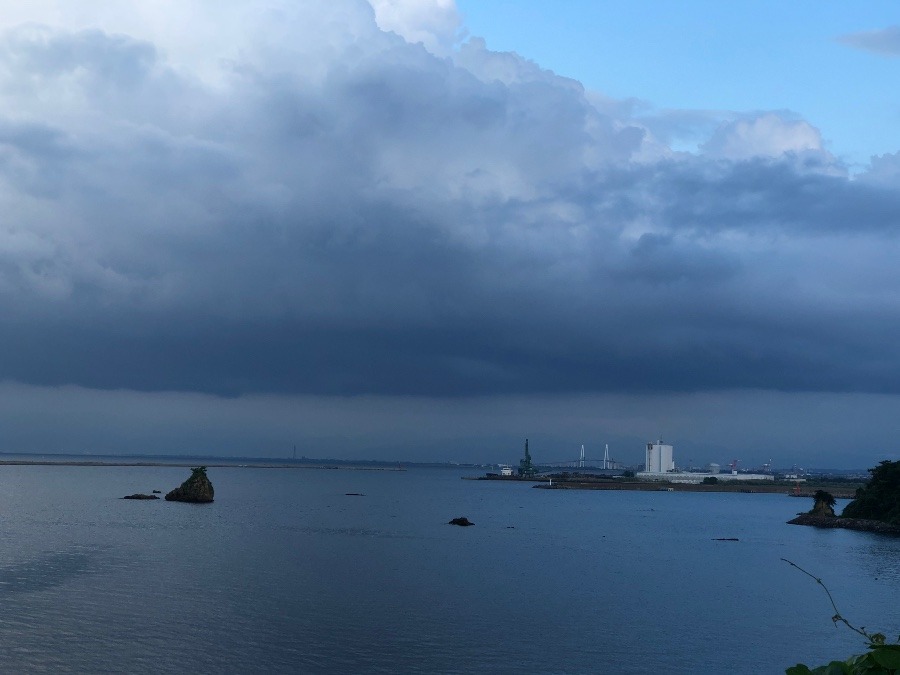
[456,1,900,169]
[1,1,899,468]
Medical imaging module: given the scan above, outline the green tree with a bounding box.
[787,647,900,674]
[811,490,836,516]
[842,460,900,525]
[702,476,719,485]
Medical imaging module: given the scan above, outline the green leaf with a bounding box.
[871,647,900,669]
[802,661,851,675]
[786,665,814,675]
[821,661,852,675]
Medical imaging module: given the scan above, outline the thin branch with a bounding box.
[781,558,873,642]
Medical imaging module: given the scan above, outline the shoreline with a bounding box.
[540,481,856,497]
[467,475,858,498]
[787,513,900,535]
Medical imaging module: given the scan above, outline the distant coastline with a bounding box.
[468,475,860,498]
[0,458,405,471]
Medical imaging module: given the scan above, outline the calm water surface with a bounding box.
[0,465,897,673]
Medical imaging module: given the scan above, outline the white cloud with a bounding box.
[860,151,900,186]
[701,113,831,163]
[369,0,461,55]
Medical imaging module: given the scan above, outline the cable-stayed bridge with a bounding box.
[541,444,624,470]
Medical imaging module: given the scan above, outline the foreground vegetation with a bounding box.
[787,461,900,673]
[841,461,900,525]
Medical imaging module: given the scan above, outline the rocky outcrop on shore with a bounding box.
[787,513,900,535]
[165,466,214,503]
[808,500,835,517]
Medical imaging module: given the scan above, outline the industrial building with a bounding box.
[643,440,674,473]
[636,440,774,483]
[640,471,775,484]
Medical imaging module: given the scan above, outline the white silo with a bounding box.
[645,440,674,473]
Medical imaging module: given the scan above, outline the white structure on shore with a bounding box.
[637,471,775,483]
[644,440,674,474]
[635,439,774,482]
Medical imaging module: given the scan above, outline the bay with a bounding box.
[0,464,897,673]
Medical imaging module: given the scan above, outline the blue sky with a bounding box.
[0,1,899,469]
[457,1,900,168]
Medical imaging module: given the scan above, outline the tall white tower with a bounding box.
[645,440,674,473]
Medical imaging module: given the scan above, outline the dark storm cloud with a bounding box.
[643,158,900,235]
[2,3,900,400]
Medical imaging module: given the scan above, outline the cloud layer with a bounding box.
[0,0,899,407]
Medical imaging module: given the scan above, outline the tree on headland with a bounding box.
[810,490,836,517]
[841,460,900,525]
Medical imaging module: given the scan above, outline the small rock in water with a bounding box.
[449,517,474,526]
[122,493,160,500]
[345,493,365,496]
[165,466,214,503]
[713,537,739,541]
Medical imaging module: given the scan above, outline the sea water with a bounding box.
[0,464,897,674]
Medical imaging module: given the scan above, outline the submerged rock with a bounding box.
[165,466,214,503]
[449,517,474,526]
[123,493,160,500]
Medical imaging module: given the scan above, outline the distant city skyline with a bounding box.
[0,1,898,468]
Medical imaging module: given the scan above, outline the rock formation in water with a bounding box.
[809,489,836,517]
[787,463,900,535]
[165,466,214,503]
[449,517,474,526]
[122,493,160,500]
